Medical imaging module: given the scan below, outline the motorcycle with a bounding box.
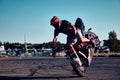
[52,28,100,77]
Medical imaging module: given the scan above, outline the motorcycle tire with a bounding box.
[70,60,86,77]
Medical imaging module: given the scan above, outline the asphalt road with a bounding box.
[0,56,120,80]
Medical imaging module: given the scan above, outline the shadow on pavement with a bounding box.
[0,75,80,80]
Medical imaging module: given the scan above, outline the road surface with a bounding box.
[0,57,120,80]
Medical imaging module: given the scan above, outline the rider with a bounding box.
[50,16,94,63]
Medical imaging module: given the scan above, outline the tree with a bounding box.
[109,30,117,40]
[108,30,120,52]
[0,41,2,46]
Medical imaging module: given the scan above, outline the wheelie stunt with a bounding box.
[50,16,99,77]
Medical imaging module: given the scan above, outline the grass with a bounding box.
[93,53,120,57]
[0,53,120,58]
[0,55,8,58]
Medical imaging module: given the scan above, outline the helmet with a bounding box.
[50,16,60,25]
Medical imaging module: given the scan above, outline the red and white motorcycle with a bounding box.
[53,28,100,77]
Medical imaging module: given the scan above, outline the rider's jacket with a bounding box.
[54,20,75,37]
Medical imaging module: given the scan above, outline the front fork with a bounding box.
[69,45,82,66]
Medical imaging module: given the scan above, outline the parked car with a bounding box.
[99,46,110,53]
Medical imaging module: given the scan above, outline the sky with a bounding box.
[0,0,120,44]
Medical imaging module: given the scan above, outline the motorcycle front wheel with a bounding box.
[70,60,86,77]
